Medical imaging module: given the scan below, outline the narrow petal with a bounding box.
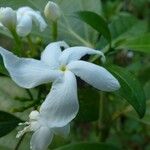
[59,46,105,65]
[16,15,32,37]
[68,60,120,91]
[53,123,70,137]
[0,47,62,88]
[30,127,53,150]
[41,41,69,69]
[40,71,79,127]
[27,10,47,31]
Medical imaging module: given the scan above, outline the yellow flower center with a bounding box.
[60,65,67,72]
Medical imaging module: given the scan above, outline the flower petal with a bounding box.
[40,71,79,127]
[27,10,47,32]
[17,6,47,32]
[41,41,69,69]
[68,60,120,91]
[59,46,105,65]
[16,15,32,37]
[53,123,70,137]
[30,127,53,150]
[0,47,62,88]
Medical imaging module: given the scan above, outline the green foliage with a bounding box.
[0,55,8,76]
[107,65,146,118]
[98,14,148,51]
[118,33,150,53]
[77,11,111,44]
[0,111,22,137]
[54,142,120,150]
[76,87,99,122]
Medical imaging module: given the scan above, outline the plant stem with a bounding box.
[52,21,58,41]
[10,30,22,55]
[99,92,110,142]
[14,134,26,150]
[27,35,35,51]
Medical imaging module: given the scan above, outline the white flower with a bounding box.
[16,6,47,37]
[0,41,120,127]
[17,110,70,150]
[0,7,17,30]
[44,1,61,22]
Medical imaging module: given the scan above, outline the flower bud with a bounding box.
[44,1,61,22]
[29,110,40,120]
[0,7,17,30]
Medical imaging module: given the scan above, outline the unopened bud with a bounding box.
[44,1,61,22]
[29,110,40,120]
[0,7,16,30]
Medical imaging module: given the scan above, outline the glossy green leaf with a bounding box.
[107,65,146,118]
[0,111,22,137]
[118,33,150,53]
[54,142,120,150]
[76,11,111,44]
[75,87,99,122]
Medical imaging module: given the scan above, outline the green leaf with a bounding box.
[97,14,148,51]
[0,55,9,76]
[117,33,150,53]
[106,65,146,118]
[77,11,111,44]
[0,111,22,137]
[54,142,120,150]
[75,87,99,122]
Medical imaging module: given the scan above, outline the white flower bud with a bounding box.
[44,1,61,22]
[29,110,40,120]
[0,7,17,30]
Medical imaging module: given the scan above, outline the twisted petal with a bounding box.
[59,46,105,65]
[68,60,120,91]
[30,127,53,150]
[41,41,69,69]
[17,6,47,32]
[27,10,47,31]
[53,124,70,137]
[0,47,62,88]
[16,15,32,37]
[40,71,79,127]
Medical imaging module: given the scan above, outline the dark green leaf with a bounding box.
[107,65,146,118]
[118,33,150,53]
[77,11,111,44]
[0,111,22,137]
[54,142,120,150]
[0,55,9,76]
[75,87,99,122]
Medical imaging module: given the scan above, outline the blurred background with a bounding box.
[0,0,150,150]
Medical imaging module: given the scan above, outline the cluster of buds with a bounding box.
[0,1,61,37]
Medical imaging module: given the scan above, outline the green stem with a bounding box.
[10,30,22,55]
[99,92,110,142]
[52,21,58,41]
[27,35,35,52]
[14,133,26,150]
